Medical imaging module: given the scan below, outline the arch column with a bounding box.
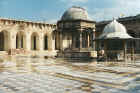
[52,31,56,50]
[93,31,96,50]
[17,36,22,48]
[90,33,93,48]
[52,35,55,51]
[8,32,15,50]
[80,32,82,49]
[60,32,63,50]
[48,34,55,51]
[4,32,9,50]
[39,33,44,51]
[87,33,90,48]
[25,33,31,50]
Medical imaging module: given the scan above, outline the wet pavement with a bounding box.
[0,56,140,93]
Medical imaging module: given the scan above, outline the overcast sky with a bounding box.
[0,0,140,23]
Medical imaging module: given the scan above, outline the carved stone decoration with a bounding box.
[18,24,25,31]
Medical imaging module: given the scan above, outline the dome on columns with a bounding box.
[61,6,90,21]
[99,20,132,39]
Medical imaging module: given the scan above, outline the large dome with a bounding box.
[99,20,132,39]
[61,6,90,21]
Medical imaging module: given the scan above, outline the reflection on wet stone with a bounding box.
[0,56,140,93]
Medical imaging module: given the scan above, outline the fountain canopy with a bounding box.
[99,20,132,39]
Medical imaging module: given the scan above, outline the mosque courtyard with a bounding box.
[0,56,139,93]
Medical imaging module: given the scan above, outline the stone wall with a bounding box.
[0,18,57,56]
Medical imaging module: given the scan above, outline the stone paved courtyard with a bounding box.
[0,56,140,93]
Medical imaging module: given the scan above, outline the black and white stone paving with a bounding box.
[0,56,140,93]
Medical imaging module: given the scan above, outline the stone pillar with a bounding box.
[39,33,44,51]
[25,33,31,51]
[23,35,26,49]
[5,33,9,50]
[80,32,82,49]
[87,33,90,48]
[93,30,96,50]
[51,33,55,51]
[60,32,63,50]
[123,40,127,62]
[18,36,21,48]
[90,33,93,48]
[48,34,55,51]
[9,32,16,50]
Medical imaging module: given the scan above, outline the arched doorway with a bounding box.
[31,32,39,50]
[0,31,9,51]
[44,35,48,50]
[16,32,25,49]
[0,32,4,51]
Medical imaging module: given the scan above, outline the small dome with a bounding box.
[61,6,90,21]
[99,20,132,39]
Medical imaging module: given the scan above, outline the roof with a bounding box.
[98,20,133,39]
[61,6,91,21]
[0,17,56,26]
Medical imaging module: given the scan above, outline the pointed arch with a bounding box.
[44,34,48,50]
[16,31,26,49]
[0,30,9,51]
[0,31,4,51]
[31,32,39,50]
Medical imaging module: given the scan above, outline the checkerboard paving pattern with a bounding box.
[0,57,140,93]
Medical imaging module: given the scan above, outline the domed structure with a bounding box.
[99,20,132,39]
[61,6,90,21]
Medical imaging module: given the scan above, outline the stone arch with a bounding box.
[52,30,57,50]
[0,30,9,51]
[16,31,26,49]
[31,32,39,50]
[44,34,48,50]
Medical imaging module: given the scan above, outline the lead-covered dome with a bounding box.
[99,20,132,39]
[61,6,90,21]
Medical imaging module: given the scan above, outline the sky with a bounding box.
[0,0,140,23]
